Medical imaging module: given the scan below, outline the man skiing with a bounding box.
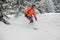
[0,1,10,25]
[25,5,37,23]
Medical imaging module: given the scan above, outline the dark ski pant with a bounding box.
[0,18,10,25]
[26,16,34,23]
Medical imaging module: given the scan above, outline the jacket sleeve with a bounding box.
[33,10,37,19]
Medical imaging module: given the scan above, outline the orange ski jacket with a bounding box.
[25,5,37,19]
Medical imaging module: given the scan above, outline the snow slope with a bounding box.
[0,13,60,40]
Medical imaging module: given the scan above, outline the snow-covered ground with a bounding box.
[0,13,60,40]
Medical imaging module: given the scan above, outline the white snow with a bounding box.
[0,13,60,40]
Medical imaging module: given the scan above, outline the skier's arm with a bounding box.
[34,13,37,21]
[33,12,37,21]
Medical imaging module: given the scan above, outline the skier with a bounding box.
[25,5,37,23]
[0,1,10,25]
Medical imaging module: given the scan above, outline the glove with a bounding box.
[35,18,37,21]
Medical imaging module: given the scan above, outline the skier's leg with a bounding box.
[26,16,30,20]
[1,18,10,25]
[30,16,34,23]
[26,16,34,23]
[27,16,34,23]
